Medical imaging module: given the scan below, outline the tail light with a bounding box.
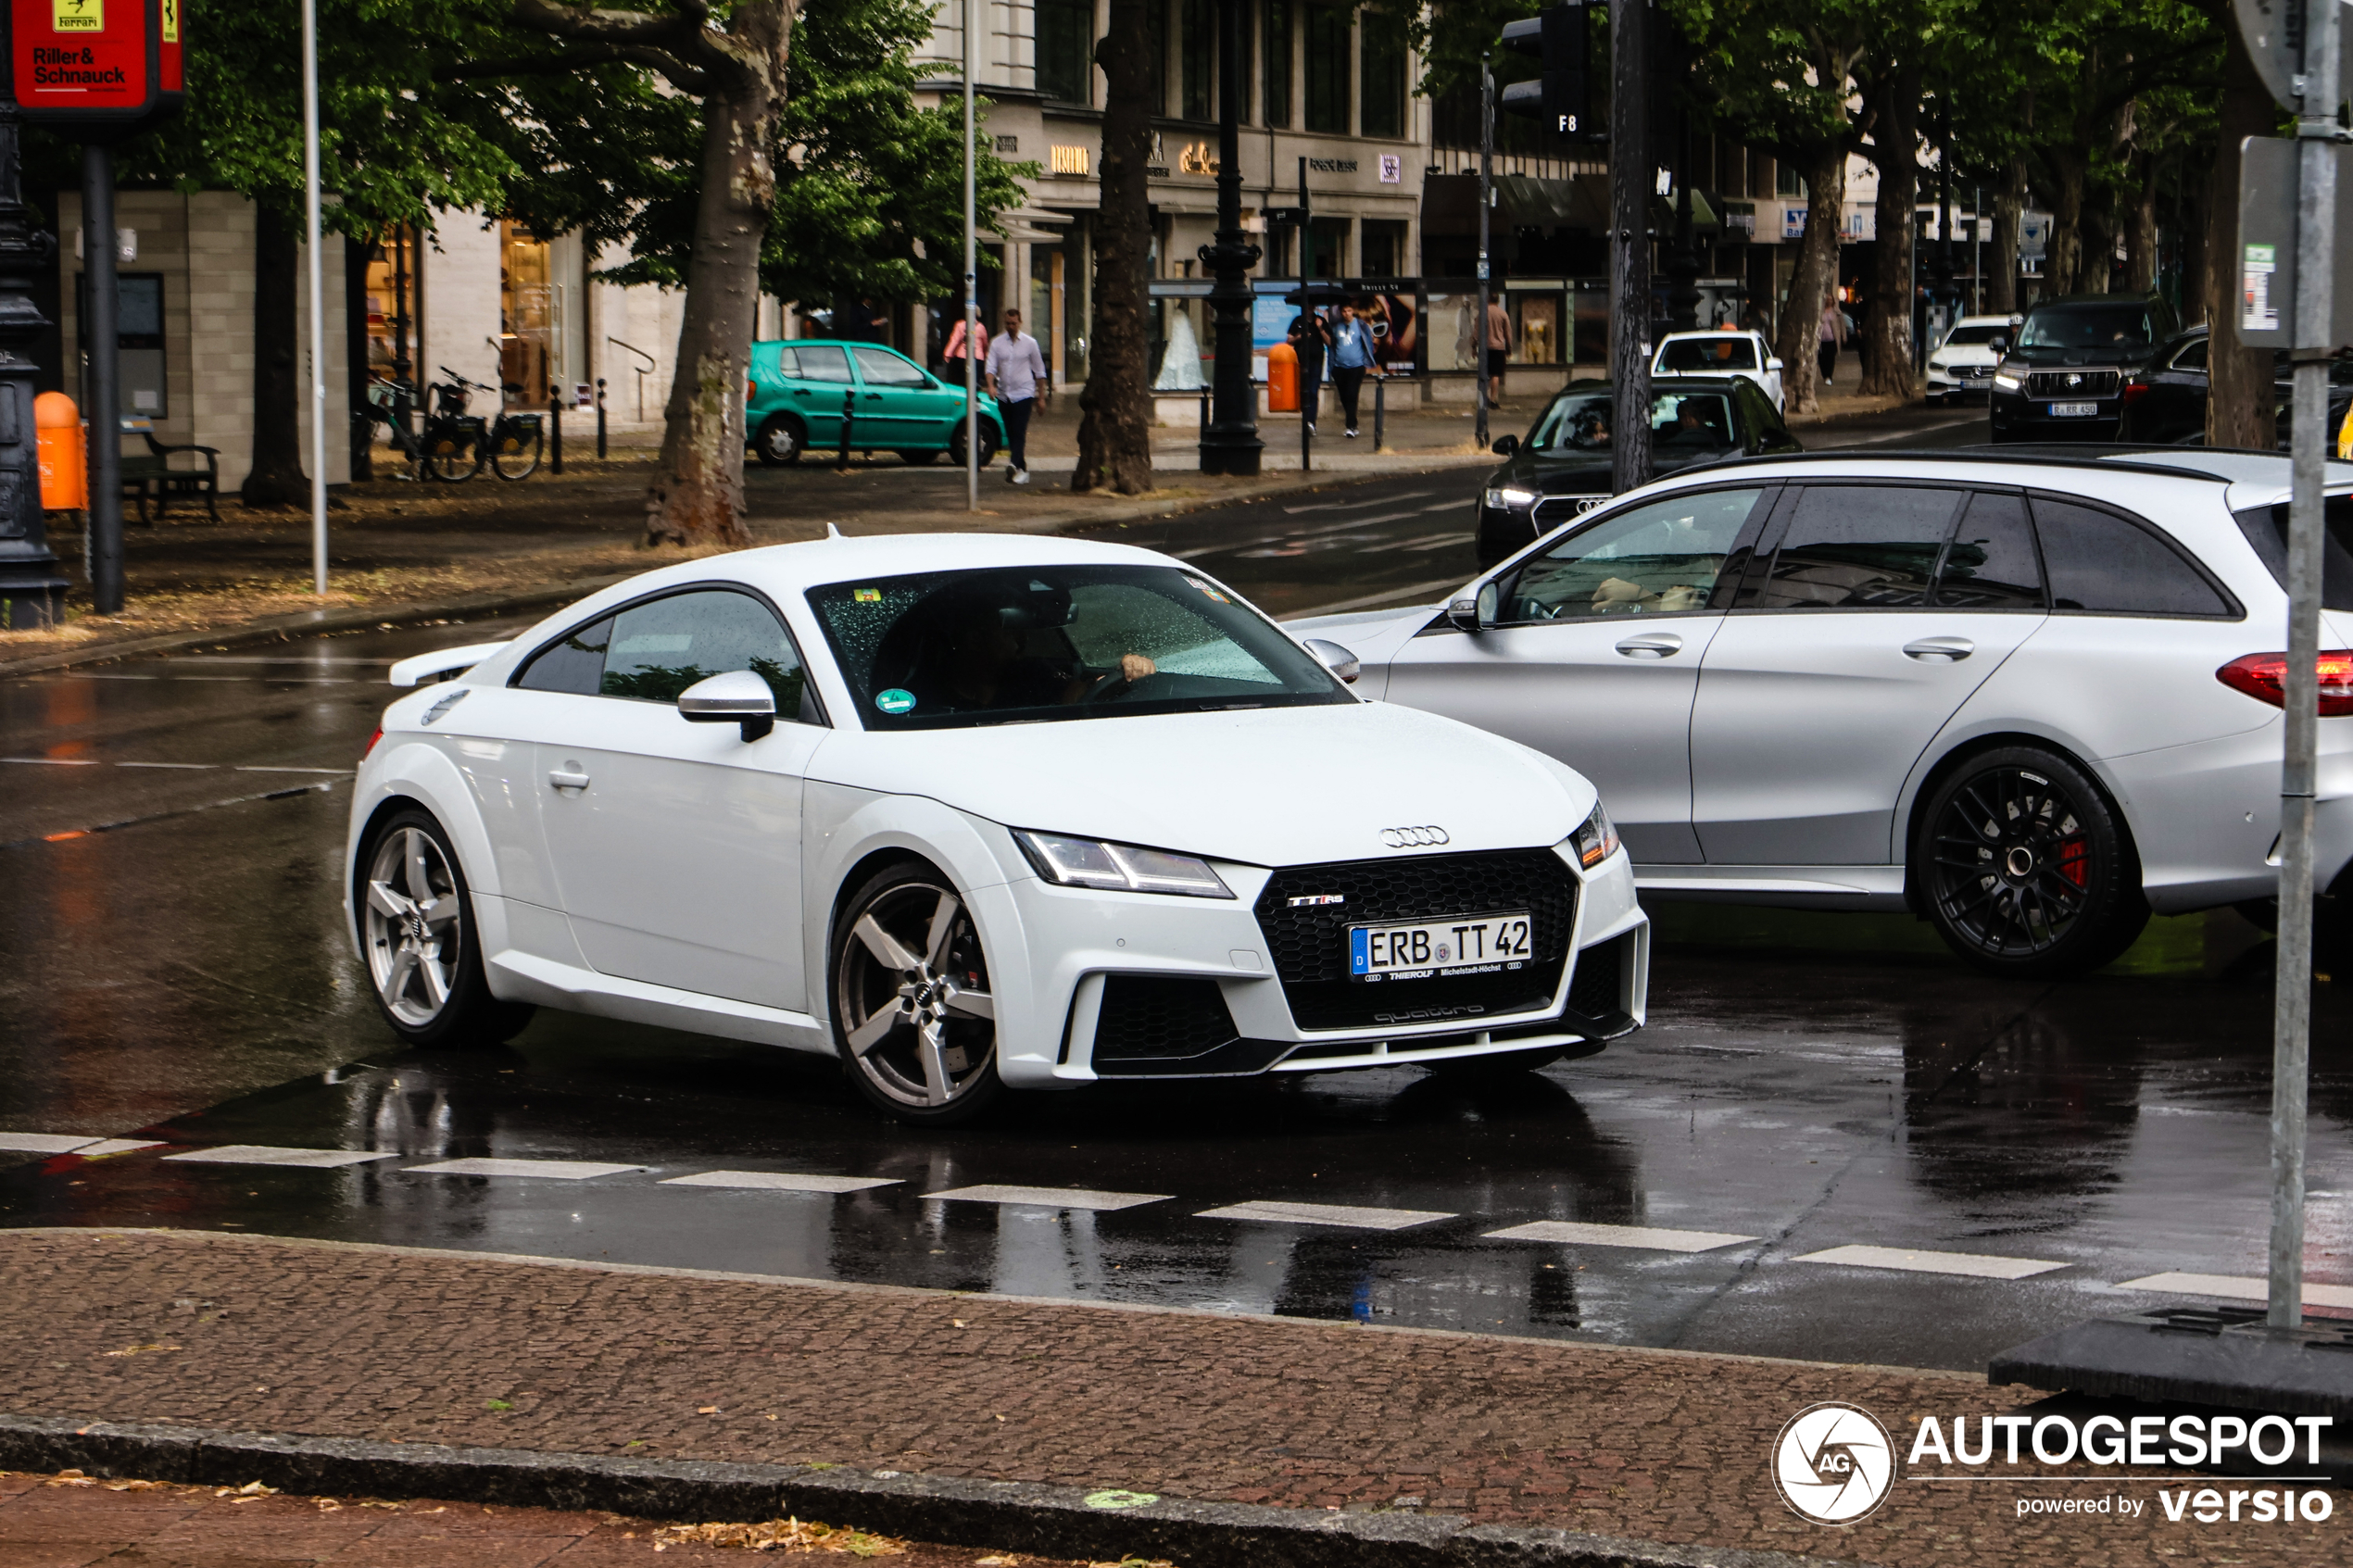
[359,726,384,762]
[2120,380,2152,405]
[2217,651,2353,715]
[747,380,757,399]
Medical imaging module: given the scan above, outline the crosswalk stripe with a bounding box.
[662,1171,900,1194]
[2115,1271,2353,1310]
[1483,1220,1756,1253]
[406,1158,645,1181]
[0,1134,107,1155]
[923,1185,1170,1211]
[163,1145,398,1170]
[1198,1199,1454,1231]
[1793,1243,2067,1281]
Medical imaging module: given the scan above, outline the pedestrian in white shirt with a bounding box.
[985,310,1048,483]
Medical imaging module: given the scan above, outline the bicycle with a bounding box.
[365,373,479,482]
[443,371,545,481]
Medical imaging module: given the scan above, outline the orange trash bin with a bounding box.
[35,392,87,512]
[1266,342,1300,412]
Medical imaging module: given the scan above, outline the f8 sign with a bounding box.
[9,0,184,127]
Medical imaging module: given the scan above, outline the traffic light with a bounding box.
[1499,2,1597,141]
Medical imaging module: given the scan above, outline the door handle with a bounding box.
[1614,632,1683,659]
[547,768,590,791]
[864,392,885,400]
[1903,636,1975,662]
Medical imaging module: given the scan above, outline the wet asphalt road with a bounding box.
[10,407,2347,1374]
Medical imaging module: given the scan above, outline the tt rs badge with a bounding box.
[1288,894,1346,907]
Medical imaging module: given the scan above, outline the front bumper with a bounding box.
[992,842,1649,1088]
[1928,367,1993,399]
[1990,386,2122,440]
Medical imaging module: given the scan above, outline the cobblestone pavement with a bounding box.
[0,1466,1084,1567]
[0,1231,2336,1568]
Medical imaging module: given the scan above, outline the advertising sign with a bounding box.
[10,0,183,128]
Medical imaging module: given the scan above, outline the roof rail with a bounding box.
[1689,445,2297,483]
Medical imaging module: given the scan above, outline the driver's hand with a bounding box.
[1119,653,1157,683]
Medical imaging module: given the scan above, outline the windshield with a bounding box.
[1943,324,2006,346]
[1658,336,1757,371]
[1529,390,1738,453]
[2019,307,2152,350]
[807,565,1351,730]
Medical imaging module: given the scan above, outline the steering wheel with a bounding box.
[1081,669,1135,701]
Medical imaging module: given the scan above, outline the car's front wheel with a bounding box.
[830,860,1003,1124]
[357,808,534,1047]
[752,415,805,467]
[1914,746,2150,977]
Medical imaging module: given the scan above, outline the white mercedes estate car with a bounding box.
[1294,449,2353,977]
[348,535,1648,1123]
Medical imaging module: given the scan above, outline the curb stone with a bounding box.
[0,1413,1853,1568]
[0,460,1485,682]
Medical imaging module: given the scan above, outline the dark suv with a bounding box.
[1989,293,2177,443]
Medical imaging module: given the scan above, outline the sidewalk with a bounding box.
[0,1228,2330,1568]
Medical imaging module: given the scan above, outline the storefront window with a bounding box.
[1510,290,1563,365]
[1037,0,1093,105]
[1361,11,1406,139]
[1303,5,1350,134]
[1264,1,1292,128]
[500,221,556,409]
[363,227,420,385]
[1361,220,1407,278]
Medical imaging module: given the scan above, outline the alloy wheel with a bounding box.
[835,879,996,1110]
[363,826,467,1025]
[1926,766,2095,959]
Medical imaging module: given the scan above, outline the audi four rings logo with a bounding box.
[1573,496,1607,514]
[1379,825,1451,848]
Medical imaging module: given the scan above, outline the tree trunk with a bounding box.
[2124,155,2158,294]
[2208,19,2278,448]
[1989,160,2025,316]
[2044,153,2086,297]
[1073,0,1153,495]
[243,202,308,508]
[1862,68,1920,399]
[1773,141,1847,416]
[642,7,792,548]
[2180,171,2210,326]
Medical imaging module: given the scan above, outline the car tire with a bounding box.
[1421,1046,1567,1079]
[752,415,805,468]
[829,859,1005,1125]
[355,808,534,1048]
[948,420,999,470]
[1913,746,2150,977]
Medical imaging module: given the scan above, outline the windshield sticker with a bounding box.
[875,687,917,715]
[1185,576,1231,604]
[853,587,883,603]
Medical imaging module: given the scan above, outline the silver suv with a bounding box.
[1295,449,2353,976]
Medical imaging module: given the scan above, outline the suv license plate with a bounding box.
[1349,911,1531,982]
[2049,401,2100,417]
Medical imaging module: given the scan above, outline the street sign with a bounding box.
[2235,0,2353,110]
[2235,135,2353,346]
[1263,207,1306,228]
[8,0,183,130]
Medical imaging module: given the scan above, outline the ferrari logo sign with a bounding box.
[161,0,175,44]
[53,0,101,30]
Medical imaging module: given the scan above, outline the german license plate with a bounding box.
[1349,910,1531,982]
[2048,401,2099,417]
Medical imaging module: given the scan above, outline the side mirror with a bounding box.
[1766,357,1784,371]
[1491,434,1519,457]
[1477,582,1499,629]
[678,669,776,742]
[1450,582,1502,632]
[1303,638,1361,684]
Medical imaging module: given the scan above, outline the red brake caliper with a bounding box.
[2055,836,2090,888]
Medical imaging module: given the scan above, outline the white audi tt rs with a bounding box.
[346,534,1647,1123]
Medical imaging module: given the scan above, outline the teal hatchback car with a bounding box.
[747,339,1005,468]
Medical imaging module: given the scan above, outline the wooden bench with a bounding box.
[120,430,220,523]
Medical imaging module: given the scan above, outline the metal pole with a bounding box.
[1300,157,1312,474]
[963,0,978,510]
[304,0,327,593]
[1374,373,1385,450]
[1476,53,1492,452]
[1608,0,1652,492]
[0,46,69,631]
[83,144,121,613]
[548,385,562,475]
[2269,0,2341,1332]
[596,378,607,458]
[1198,0,1263,476]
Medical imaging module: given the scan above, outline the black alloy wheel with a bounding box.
[829,860,1002,1125]
[753,415,805,467]
[1916,746,2149,977]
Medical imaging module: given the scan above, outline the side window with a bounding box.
[514,616,613,696]
[793,343,852,383]
[602,590,820,720]
[2031,495,2234,618]
[1932,492,2045,609]
[2172,337,2208,372]
[771,347,799,379]
[851,346,928,387]
[1742,485,1964,609]
[1504,487,1769,622]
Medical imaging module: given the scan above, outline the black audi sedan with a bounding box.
[1474,375,1802,565]
[1987,292,2178,443]
[2116,324,2353,446]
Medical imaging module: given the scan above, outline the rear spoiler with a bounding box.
[389,641,510,687]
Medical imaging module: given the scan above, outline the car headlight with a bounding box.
[1570,802,1620,869]
[1014,831,1234,898]
[1928,358,1947,372]
[1992,363,2024,391]
[1483,486,1540,510]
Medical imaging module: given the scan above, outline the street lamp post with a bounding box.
[0,80,67,629]
[1197,0,1262,476]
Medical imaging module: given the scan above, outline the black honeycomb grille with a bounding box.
[1254,850,1577,1030]
[1567,934,1625,1019]
[1092,975,1239,1061]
